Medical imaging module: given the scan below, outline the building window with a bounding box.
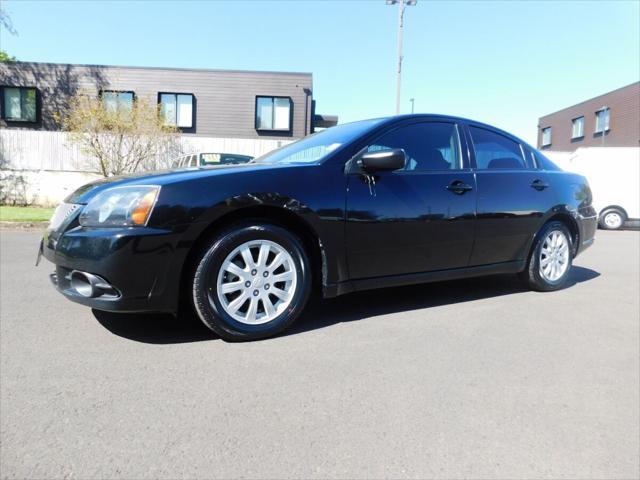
[100,90,134,112]
[541,127,552,147]
[571,116,584,139]
[255,96,292,131]
[595,108,610,133]
[1,86,37,122]
[159,93,194,128]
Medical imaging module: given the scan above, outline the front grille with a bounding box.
[49,203,81,230]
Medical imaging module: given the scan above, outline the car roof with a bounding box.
[360,114,533,150]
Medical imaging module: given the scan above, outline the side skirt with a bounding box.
[323,260,526,298]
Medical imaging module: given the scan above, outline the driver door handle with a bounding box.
[446,180,473,195]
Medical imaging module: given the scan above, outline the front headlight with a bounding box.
[79,185,161,227]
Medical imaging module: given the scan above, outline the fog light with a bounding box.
[70,271,96,298]
[69,271,117,298]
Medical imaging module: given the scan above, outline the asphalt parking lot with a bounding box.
[1,229,638,480]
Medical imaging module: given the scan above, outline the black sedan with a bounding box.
[41,115,597,341]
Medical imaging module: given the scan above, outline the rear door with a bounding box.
[345,120,477,279]
[466,124,555,266]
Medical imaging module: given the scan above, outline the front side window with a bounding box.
[101,90,134,112]
[255,96,292,131]
[541,127,552,147]
[159,93,194,128]
[595,108,610,133]
[572,116,584,138]
[1,87,37,122]
[366,122,462,171]
[469,126,528,170]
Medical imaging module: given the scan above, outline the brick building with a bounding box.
[537,82,639,152]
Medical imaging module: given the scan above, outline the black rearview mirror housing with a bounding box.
[358,148,406,172]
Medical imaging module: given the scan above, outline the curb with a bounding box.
[0,221,49,231]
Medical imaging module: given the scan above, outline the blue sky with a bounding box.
[1,0,639,144]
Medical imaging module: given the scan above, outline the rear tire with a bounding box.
[192,222,312,341]
[599,207,626,230]
[521,221,573,292]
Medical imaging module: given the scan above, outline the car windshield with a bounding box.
[201,153,252,165]
[252,118,384,165]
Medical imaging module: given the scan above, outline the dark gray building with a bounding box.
[0,61,337,139]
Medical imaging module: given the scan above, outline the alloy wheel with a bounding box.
[539,230,570,282]
[215,240,297,325]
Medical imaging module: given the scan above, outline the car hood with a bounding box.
[65,163,298,204]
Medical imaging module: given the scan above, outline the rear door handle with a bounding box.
[446,180,473,195]
[530,179,550,191]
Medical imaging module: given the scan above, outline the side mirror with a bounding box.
[358,148,406,172]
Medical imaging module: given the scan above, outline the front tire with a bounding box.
[192,222,311,341]
[521,221,573,292]
[599,207,626,230]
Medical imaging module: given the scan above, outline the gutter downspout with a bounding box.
[303,88,312,136]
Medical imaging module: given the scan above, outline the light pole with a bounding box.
[386,0,417,115]
[410,97,415,113]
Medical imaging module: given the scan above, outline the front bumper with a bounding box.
[42,224,188,313]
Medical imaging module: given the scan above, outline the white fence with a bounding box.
[0,129,294,206]
[0,129,291,172]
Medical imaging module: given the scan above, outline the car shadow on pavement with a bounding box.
[93,308,214,345]
[93,266,600,344]
[285,266,600,337]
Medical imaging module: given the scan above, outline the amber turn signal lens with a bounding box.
[130,189,158,225]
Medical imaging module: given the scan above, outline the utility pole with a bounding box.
[387,0,417,115]
[410,98,415,113]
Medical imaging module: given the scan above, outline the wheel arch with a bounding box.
[599,205,628,218]
[547,212,580,255]
[523,211,580,267]
[179,204,326,308]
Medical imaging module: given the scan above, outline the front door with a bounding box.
[345,121,477,280]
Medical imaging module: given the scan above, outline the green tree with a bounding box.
[61,94,182,177]
[0,7,17,35]
[0,6,17,61]
[0,50,16,62]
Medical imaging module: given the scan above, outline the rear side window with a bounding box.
[366,122,462,171]
[532,150,561,171]
[469,126,528,170]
